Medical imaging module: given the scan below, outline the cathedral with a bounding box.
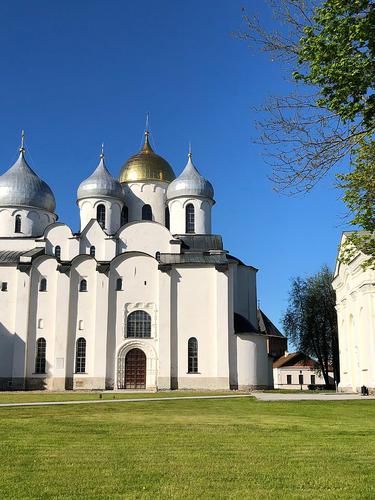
[0,131,274,391]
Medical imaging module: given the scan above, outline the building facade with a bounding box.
[332,233,375,393]
[0,131,273,391]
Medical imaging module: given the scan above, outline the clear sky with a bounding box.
[0,0,347,331]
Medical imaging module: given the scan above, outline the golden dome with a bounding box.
[119,132,175,183]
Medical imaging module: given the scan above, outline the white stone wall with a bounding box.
[333,237,375,393]
[168,197,213,234]
[273,367,332,390]
[122,182,168,225]
[78,197,123,235]
[0,207,56,238]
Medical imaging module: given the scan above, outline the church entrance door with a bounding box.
[123,348,146,389]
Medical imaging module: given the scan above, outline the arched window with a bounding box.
[188,337,198,373]
[116,278,123,291]
[15,215,21,233]
[75,337,86,373]
[165,206,170,230]
[39,278,47,292]
[35,338,46,374]
[79,279,87,292]
[127,310,151,338]
[142,204,152,221]
[90,246,96,257]
[97,204,106,227]
[55,246,61,260]
[121,205,128,226]
[185,204,195,233]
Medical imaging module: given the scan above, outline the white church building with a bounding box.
[333,233,375,394]
[0,131,273,391]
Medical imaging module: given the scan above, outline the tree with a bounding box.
[337,139,375,268]
[239,0,374,264]
[283,265,340,385]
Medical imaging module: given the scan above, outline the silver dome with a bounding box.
[0,151,56,212]
[167,154,214,201]
[77,154,123,201]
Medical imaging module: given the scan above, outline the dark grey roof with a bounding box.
[175,234,223,252]
[234,312,259,334]
[0,250,26,264]
[159,253,227,265]
[0,248,45,265]
[257,309,285,338]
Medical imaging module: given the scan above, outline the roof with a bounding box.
[159,253,227,265]
[234,312,258,334]
[0,250,26,264]
[273,352,317,369]
[176,234,223,252]
[257,309,285,338]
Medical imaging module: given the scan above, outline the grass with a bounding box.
[0,390,237,404]
[0,398,374,499]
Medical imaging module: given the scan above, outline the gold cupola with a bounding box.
[119,131,175,183]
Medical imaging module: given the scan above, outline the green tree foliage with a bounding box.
[283,265,340,385]
[295,0,375,128]
[337,139,375,268]
[240,0,374,264]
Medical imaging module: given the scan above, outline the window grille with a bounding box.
[165,207,170,230]
[142,204,152,221]
[185,204,195,233]
[75,337,86,373]
[97,204,106,227]
[15,215,21,233]
[126,310,151,338]
[188,337,198,373]
[35,338,46,374]
[90,246,96,257]
[55,246,61,260]
[79,279,87,292]
[121,206,128,226]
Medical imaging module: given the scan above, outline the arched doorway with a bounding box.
[118,348,146,389]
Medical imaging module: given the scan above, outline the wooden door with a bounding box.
[125,348,146,389]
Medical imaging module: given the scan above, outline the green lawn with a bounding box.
[0,390,236,404]
[0,398,374,499]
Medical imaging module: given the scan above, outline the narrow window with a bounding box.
[116,278,123,291]
[15,214,21,233]
[165,206,170,230]
[311,375,316,385]
[299,374,304,385]
[1,282,8,292]
[79,279,87,292]
[35,338,46,374]
[75,337,86,373]
[127,310,151,338]
[188,337,198,373]
[97,204,106,227]
[55,246,61,260]
[155,251,160,261]
[287,374,292,385]
[121,205,128,226]
[185,204,195,233]
[142,204,152,221]
[39,278,47,292]
[90,246,96,257]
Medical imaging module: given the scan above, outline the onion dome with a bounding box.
[167,151,214,201]
[77,147,123,201]
[119,131,175,183]
[0,135,56,213]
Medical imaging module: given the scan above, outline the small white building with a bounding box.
[273,352,334,390]
[0,131,274,391]
[332,233,375,393]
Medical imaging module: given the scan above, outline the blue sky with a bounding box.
[0,0,347,331]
